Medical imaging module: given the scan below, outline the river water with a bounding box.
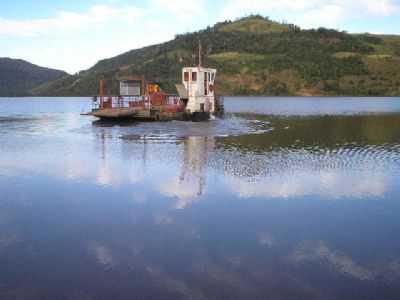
[1,97,400,300]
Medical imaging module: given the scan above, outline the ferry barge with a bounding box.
[88,54,223,121]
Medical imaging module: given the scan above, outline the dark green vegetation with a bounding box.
[32,16,400,96]
[0,58,68,96]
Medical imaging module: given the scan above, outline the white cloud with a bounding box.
[159,178,204,209]
[151,0,207,20]
[220,0,399,29]
[221,0,319,20]
[296,0,399,29]
[224,170,388,199]
[291,241,375,280]
[366,0,398,15]
[295,4,346,29]
[0,4,143,37]
[89,242,116,266]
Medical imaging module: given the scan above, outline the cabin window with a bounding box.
[211,73,215,81]
[192,72,197,82]
[184,72,189,82]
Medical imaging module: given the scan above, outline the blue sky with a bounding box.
[1,0,399,73]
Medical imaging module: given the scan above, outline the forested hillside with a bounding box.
[32,15,400,97]
[0,58,68,96]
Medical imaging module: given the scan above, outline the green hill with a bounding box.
[0,58,68,97]
[32,15,400,97]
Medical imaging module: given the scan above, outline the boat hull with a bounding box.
[92,108,138,119]
[89,108,210,122]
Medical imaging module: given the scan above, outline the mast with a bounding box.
[99,79,105,109]
[198,40,202,68]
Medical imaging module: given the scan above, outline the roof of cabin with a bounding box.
[183,67,217,72]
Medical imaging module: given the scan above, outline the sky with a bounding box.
[0,0,399,74]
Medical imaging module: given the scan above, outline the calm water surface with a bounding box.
[1,97,400,300]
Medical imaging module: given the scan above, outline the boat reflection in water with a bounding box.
[163,136,214,208]
[96,124,215,208]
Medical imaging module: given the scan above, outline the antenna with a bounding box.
[198,39,202,67]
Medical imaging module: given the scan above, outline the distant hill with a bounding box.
[0,58,68,96]
[33,15,400,97]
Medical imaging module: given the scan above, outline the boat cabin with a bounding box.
[182,67,217,114]
[118,75,146,96]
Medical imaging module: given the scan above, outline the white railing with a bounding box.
[92,95,182,111]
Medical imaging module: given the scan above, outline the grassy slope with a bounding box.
[32,16,400,97]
